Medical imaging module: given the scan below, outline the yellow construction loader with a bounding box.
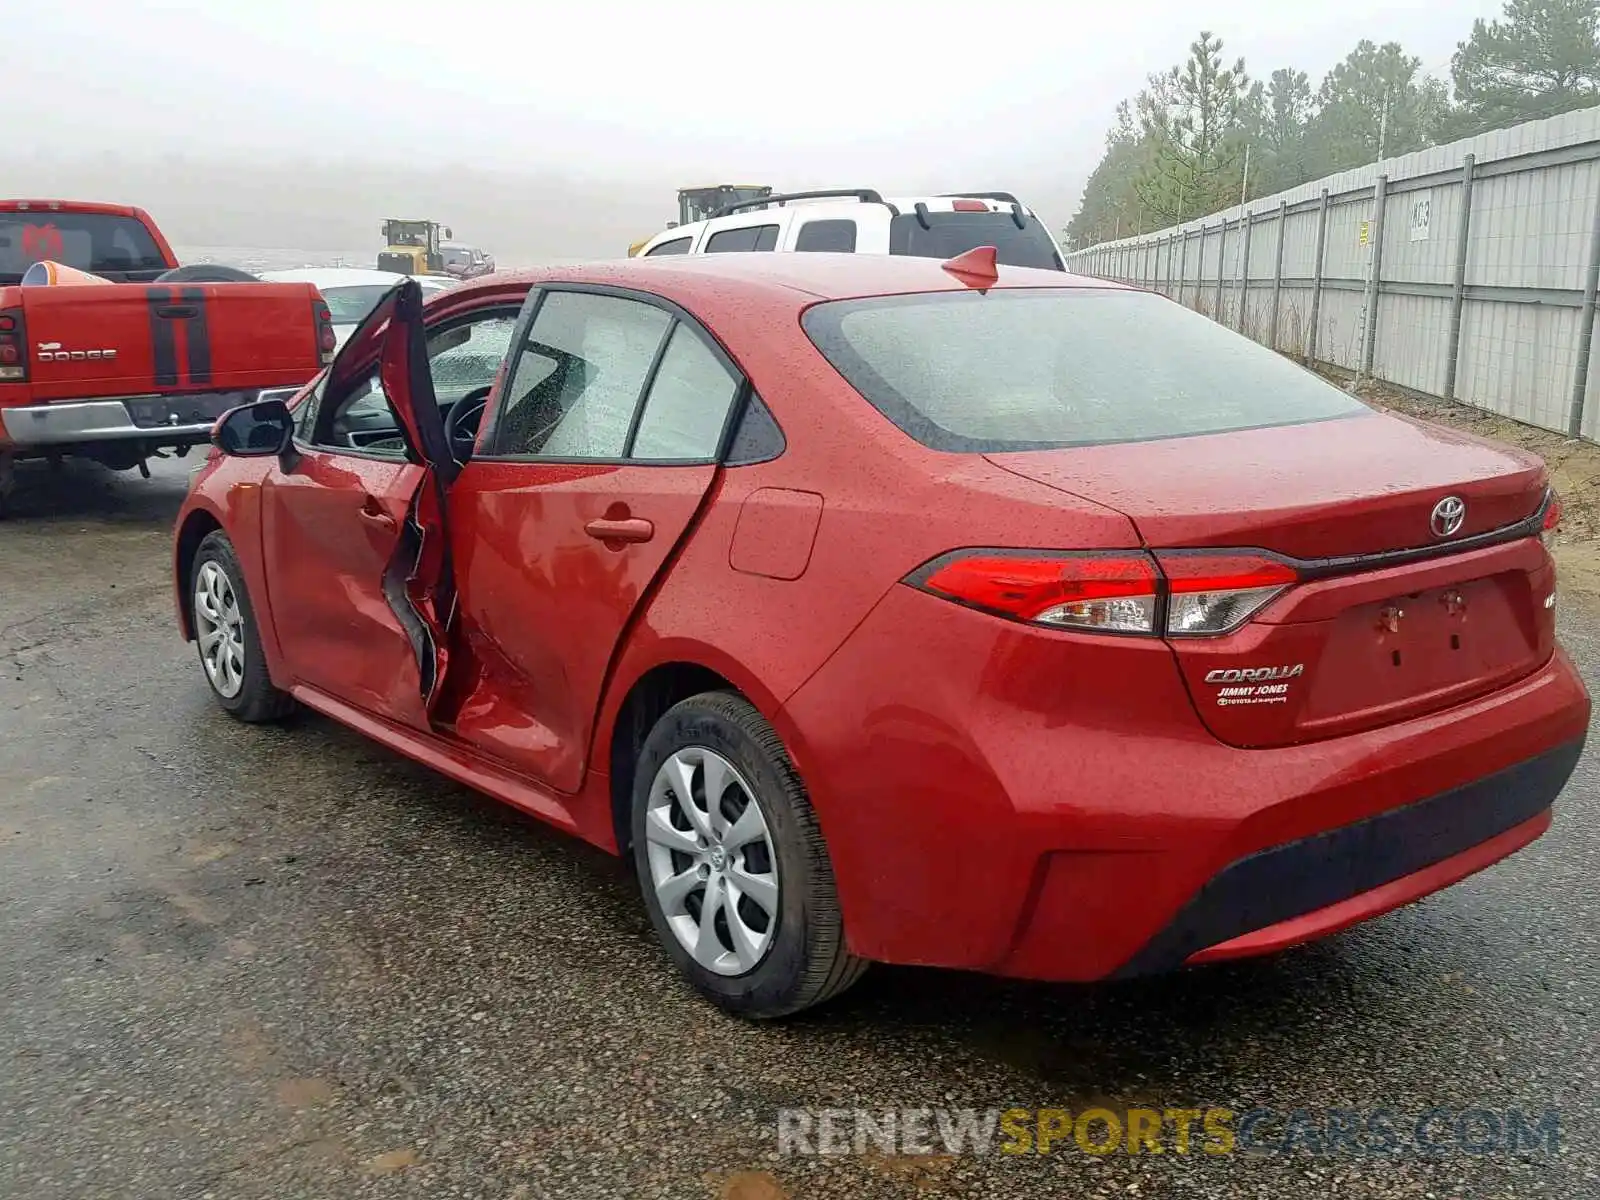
[378,219,451,275]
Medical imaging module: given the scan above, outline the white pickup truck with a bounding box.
[633,189,1066,270]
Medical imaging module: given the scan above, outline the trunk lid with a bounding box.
[988,410,1556,747]
[987,410,1546,559]
[10,281,324,402]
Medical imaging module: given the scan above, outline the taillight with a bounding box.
[951,198,989,212]
[907,548,1298,638]
[915,551,1159,634]
[1541,491,1562,549]
[0,307,25,381]
[313,300,336,362]
[1155,551,1298,637]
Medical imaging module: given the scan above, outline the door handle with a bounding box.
[154,304,199,319]
[584,517,654,544]
[359,498,397,531]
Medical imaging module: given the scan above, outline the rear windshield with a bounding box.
[802,289,1369,452]
[322,284,400,325]
[889,212,1064,270]
[0,212,168,283]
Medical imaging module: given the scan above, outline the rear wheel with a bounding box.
[631,692,866,1018]
[190,531,294,723]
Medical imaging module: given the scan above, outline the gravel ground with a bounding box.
[0,452,1596,1200]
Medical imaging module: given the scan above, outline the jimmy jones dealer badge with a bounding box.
[1204,664,1305,706]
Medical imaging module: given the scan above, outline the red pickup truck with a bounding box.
[0,199,335,512]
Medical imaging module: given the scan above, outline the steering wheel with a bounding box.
[446,385,493,464]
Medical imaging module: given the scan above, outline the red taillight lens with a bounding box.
[1156,551,1298,636]
[1541,491,1562,549]
[913,551,1160,634]
[0,306,24,381]
[951,198,989,212]
[313,301,336,360]
[908,548,1298,638]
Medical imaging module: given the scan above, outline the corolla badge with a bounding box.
[1430,495,1466,538]
[1203,663,1304,708]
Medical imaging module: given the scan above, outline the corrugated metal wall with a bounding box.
[1064,107,1600,440]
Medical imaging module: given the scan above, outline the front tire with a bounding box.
[190,531,294,723]
[631,692,866,1018]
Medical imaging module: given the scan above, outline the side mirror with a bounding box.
[213,398,294,457]
[444,227,453,239]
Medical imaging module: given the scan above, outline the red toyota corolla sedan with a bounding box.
[173,251,1590,1018]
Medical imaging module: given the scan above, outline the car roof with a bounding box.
[674,195,1042,225]
[260,267,453,290]
[464,252,1120,307]
[639,194,1060,256]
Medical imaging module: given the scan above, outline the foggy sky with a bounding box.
[7,0,1505,260]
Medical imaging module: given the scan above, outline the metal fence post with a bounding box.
[1215,220,1229,320]
[1307,189,1330,366]
[1357,175,1390,384]
[1236,212,1253,333]
[1177,230,1190,306]
[1444,154,1476,401]
[1270,200,1287,350]
[1568,184,1600,437]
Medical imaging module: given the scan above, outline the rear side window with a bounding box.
[802,290,1368,452]
[888,212,1063,270]
[795,220,858,253]
[646,237,692,256]
[631,325,741,460]
[0,212,168,283]
[706,224,779,253]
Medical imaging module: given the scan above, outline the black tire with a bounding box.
[155,264,258,283]
[189,531,295,723]
[631,692,867,1019]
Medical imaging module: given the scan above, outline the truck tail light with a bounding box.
[313,300,336,362]
[0,307,26,381]
[906,548,1299,638]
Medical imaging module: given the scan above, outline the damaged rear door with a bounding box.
[260,278,469,729]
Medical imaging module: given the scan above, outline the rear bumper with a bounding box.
[1,392,253,450]
[778,585,1591,982]
[1119,739,1581,974]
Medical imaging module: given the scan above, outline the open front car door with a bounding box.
[372,279,461,719]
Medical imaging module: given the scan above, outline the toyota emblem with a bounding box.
[1430,495,1467,538]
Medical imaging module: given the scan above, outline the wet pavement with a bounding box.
[1,457,1597,1200]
